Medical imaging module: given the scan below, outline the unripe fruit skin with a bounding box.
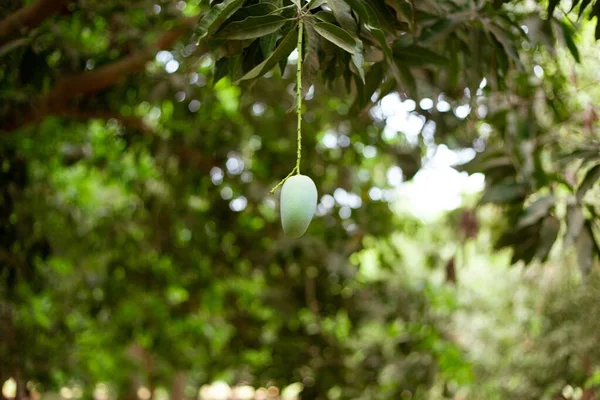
[280,174,317,238]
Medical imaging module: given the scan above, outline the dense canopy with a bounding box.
[1,0,600,399]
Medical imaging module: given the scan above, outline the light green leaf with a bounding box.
[517,196,556,229]
[310,0,327,9]
[216,15,288,40]
[351,39,365,83]
[313,21,360,54]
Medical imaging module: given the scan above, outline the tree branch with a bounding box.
[55,108,153,134]
[2,16,198,134]
[0,0,70,46]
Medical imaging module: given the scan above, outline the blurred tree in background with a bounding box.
[1,0,600,399]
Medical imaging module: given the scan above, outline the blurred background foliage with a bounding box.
[1,0,600,399]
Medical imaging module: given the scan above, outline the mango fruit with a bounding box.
[280,174,317,238]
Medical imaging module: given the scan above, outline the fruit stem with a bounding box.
[269,15,304,194]
[269,167,297,195]
[295,17,303,175]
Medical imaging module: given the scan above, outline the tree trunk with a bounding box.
[171,371,186,400]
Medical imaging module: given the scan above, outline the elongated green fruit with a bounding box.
[280,174,317,238]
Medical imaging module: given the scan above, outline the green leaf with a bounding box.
[351,40,365,83]
[484,21,523,69]
[548,0,560,16]
[419,14,470,44]
[395,62,416,96]
[384,0,411,24]
[393,43,449,66]
[341,0,391,59]
[577,224,594,275]
[216,15,288,40]
[228,3,278,22]
[238,27,298,81]
[258,0,285,56]
[302,25,321,97]
[579,0,592,19]
[314,11,339,24]
[560,19,581,62]
[559,148,600,166]
[214,56,241,82]
[577,164,600,201]
[536,215,560,262]
[352,61,383,111]
[480,182,529,204]
[517,196,556,228]
[313,21,360,54]
[343,0,379,26]
[196,0,245,40]
[241,39,264,73]
[310,0,328,9]
[328,0,358,33]
[565,203,585,247]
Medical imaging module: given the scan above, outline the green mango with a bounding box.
[280,174,318,238]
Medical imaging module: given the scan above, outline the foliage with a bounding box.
[1,0,600,399]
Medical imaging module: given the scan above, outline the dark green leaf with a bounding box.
[579,0,593,19]
[314,11,340,25]
[548,0,560,17]
[393,43,449,66]
[313,21,361,54]
[216,15,288,40]
[560,19,581,62]
[343,0,380,25]
[214,56,241,82]
[302,25,321,97]
[577,164,600,201]
[395,62,416,96]
[228,3,278,23]
[484,21,523,69]
[536,215,560,262]
[238,26,298,81]
[510,233,539,266]
[419,16,468,44]
[559,148,600,166]
[480,182,529,204]
[196,0,245,40]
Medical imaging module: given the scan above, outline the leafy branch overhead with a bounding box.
[196,0,588,105]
